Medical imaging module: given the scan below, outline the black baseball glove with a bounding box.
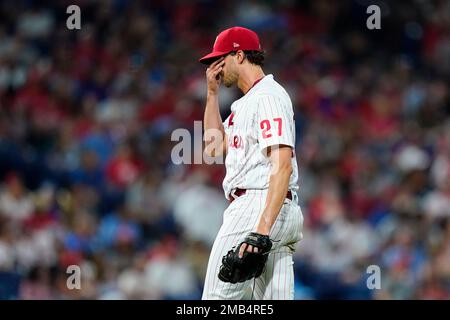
[218,232,273,284]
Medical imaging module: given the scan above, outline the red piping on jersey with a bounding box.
[248,76,264,91]
[228,77,264,127]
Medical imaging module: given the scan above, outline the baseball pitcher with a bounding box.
[199,26,304,300]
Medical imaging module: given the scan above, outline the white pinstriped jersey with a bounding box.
[222,74,299,200]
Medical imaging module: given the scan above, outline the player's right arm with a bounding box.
[204,57,227,157]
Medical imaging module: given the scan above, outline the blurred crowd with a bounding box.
[0,0,449,299]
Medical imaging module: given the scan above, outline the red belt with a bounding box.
[229,188,292,203]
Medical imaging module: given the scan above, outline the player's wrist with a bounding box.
[255,224,271,236]
[207,90,219,98]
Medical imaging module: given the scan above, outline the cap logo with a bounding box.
[233,42,240,48]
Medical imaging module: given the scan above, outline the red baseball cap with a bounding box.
[199,26,262,65]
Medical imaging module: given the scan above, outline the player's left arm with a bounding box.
[239,94,295,257]
[239,145,292,257]
[256,145,292,234]
[255,94,296,239]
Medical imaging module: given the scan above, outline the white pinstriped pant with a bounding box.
[202,189,304,300]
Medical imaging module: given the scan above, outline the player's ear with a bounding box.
[236,50,245,64]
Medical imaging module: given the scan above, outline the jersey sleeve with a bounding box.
[256,95,295,155]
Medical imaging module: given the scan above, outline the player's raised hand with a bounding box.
[206,57,225,95]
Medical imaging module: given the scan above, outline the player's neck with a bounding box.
[238,67,265,95]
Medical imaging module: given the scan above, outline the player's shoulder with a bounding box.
[248,75,293,113]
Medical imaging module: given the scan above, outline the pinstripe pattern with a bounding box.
[202,191,303,300]
[203,194,255,299]
[202,75,303,300]
[221,75,299,200]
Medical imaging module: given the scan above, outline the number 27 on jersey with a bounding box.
[260,118,282,139]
